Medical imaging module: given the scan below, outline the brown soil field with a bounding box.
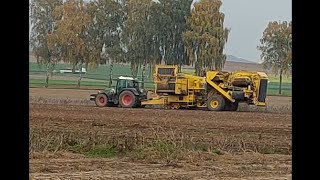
[29,88,292,179]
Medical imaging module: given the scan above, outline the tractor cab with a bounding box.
[90,76,147,108]
[116,76,141,94]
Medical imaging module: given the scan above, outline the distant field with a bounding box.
[29,63,153,80]
[267,74,292,83]
[29,62,291,96]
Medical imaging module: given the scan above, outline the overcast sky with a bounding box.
[198,0,292,63]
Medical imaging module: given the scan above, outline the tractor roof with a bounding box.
[118,76,136,80]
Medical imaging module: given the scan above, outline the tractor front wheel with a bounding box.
[95,93,108,107]
[119,91,137,108]
[207,95,225,111]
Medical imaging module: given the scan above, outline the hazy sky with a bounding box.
[30,0,291,63]
[194,0,292,63]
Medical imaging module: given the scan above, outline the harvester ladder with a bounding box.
[187,89,194,106]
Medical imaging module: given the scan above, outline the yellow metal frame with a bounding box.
[256,102,266,106]
[206,71,235,102]
[141,96,168,105]
[143,65,206,107]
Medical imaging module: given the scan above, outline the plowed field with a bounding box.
[29,88,292,179]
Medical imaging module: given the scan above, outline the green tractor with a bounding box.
[90,76,147,108]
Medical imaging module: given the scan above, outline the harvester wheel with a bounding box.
[225,101,239,111]
[119,91,137,108]
[207,95,225,111]
[95,93,108,107]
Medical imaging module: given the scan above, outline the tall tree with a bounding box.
[183,0,230,76]
[89,0,125,88]
[30,0,63,88]
[153,0,193,72]
[47,0,91,88]
[123,0,158,88]
[258,21,292,94]
[84,1,105,70]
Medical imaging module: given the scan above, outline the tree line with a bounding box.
[30,0,229,88]
[30,0,291,94]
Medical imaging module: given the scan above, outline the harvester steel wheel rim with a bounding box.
[99,97,105,104]
[210,100,219,109]
[122,94,132,106]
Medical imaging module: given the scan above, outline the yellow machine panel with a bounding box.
[141,65,206,109]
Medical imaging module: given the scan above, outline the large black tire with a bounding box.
[95,93,108,107]
[119,91,137,108]
[224,101,239,111]
[207,95,225,111]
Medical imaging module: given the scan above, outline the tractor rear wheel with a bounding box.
[207,95,225,111]
[95,93,108,107]
[119,91,137,108]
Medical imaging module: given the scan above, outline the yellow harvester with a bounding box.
[141,65,268,111]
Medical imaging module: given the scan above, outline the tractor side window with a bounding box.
[127,80,134,88]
